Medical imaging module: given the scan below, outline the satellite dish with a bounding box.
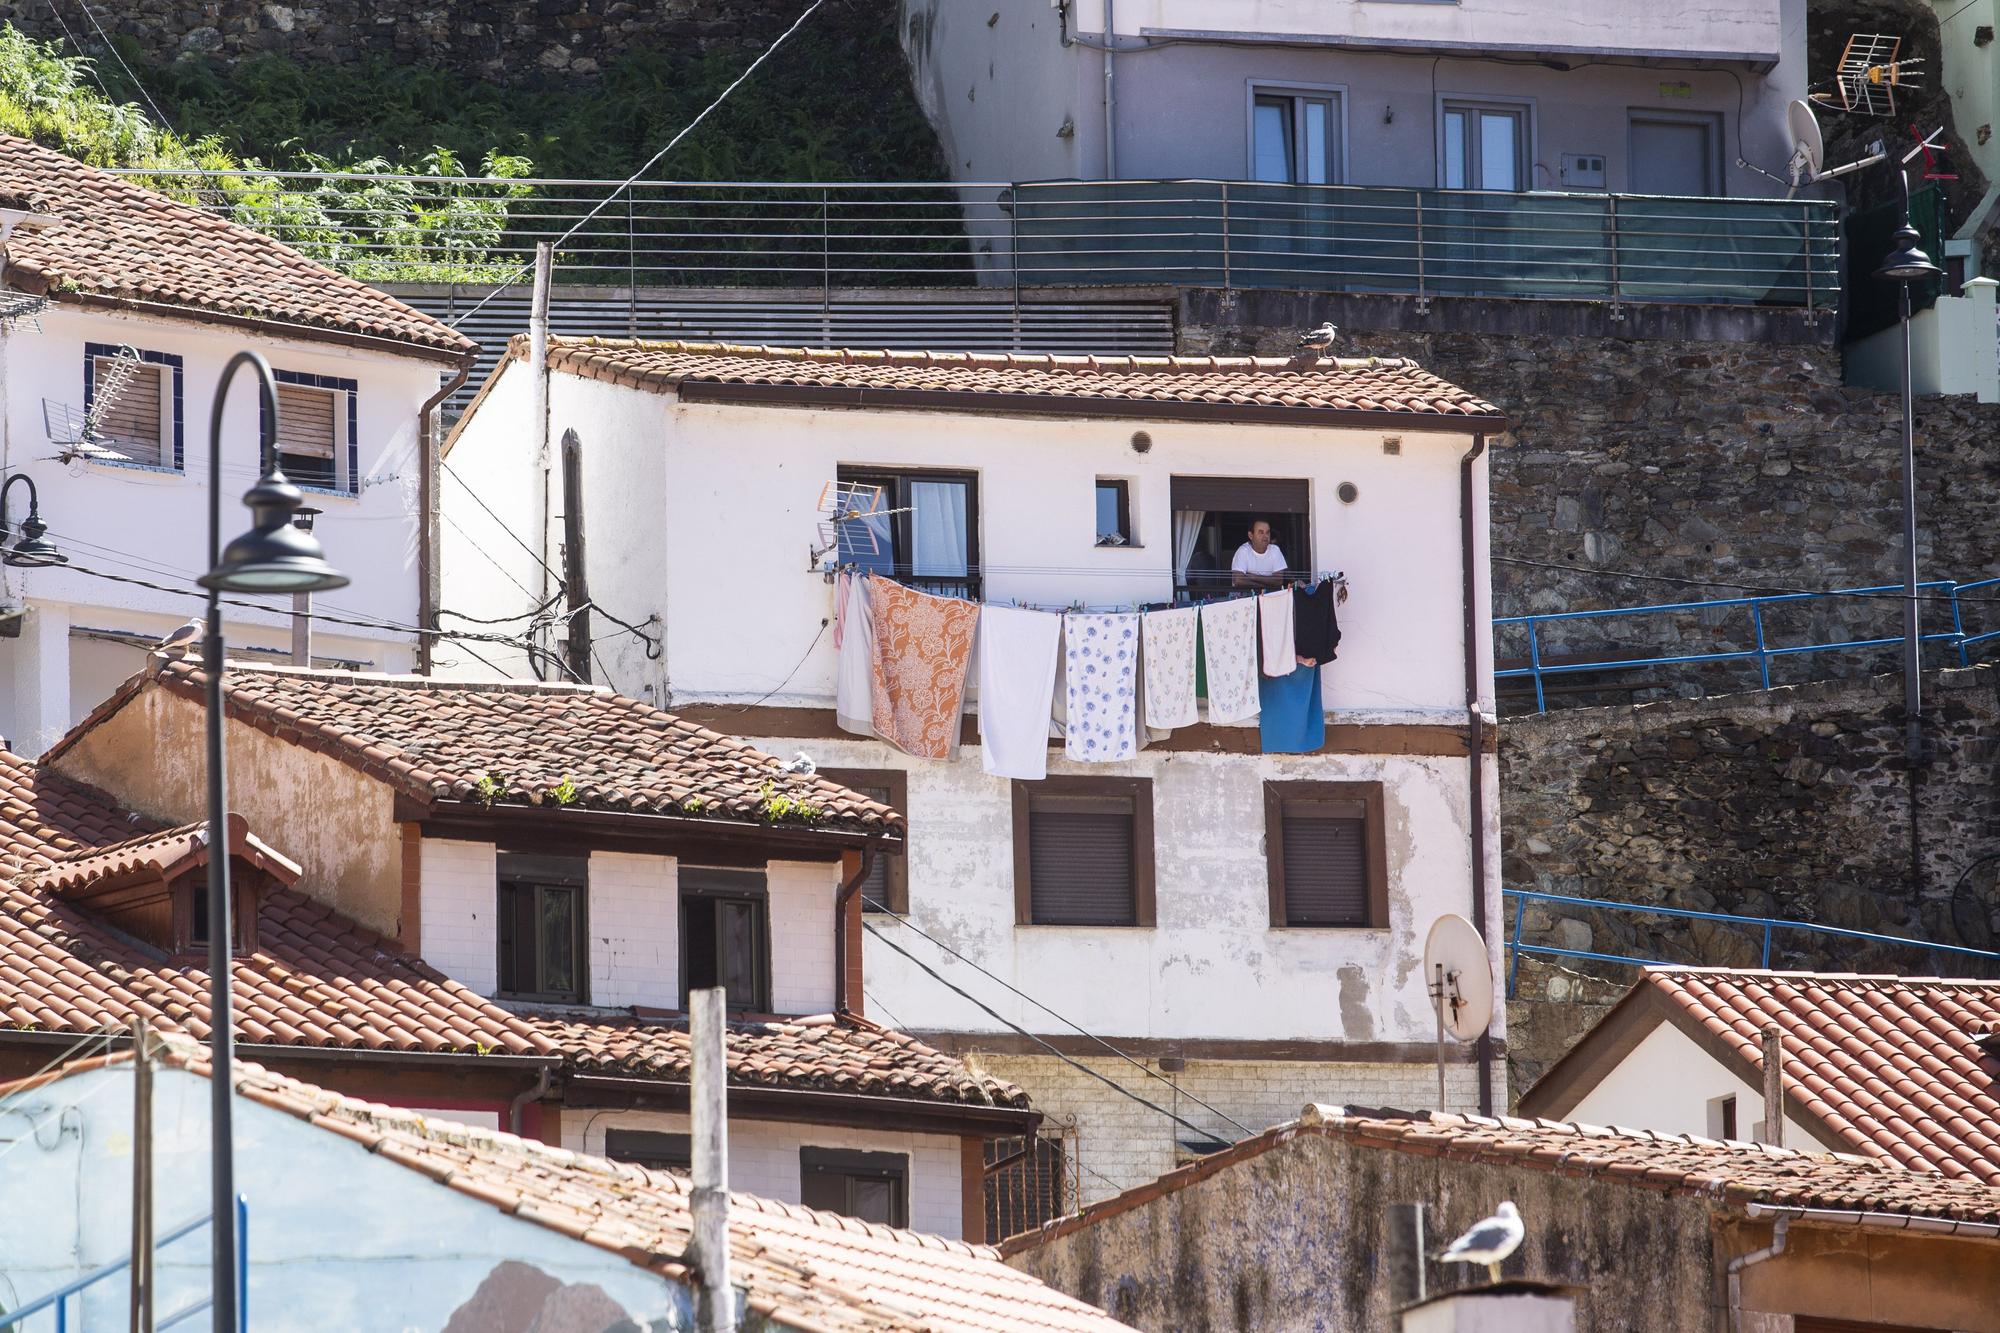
[1424,914,1494,1042]
[1787,100,1824,184]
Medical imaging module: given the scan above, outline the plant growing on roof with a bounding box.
[473,773,505,806]
[549,775,580,807]
[681,795,710,814]
[757,779,823,824]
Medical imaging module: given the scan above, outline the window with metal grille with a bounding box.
[275,381,339,489]
[800,1147,907,1227]
[985,1129,1077,1241]
[819,768,908,913]
[1264,781,1387,928]
[496,853,588,1003]
[681,867,769,1012]
[605,1129,692,1173]
[1013,778,1155,926]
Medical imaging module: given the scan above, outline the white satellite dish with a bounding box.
[1787,100,1825,190]
[1423,913,1494,1111]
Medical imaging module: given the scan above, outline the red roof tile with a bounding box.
[1004,1102,2000,1256]
[504,334,1506,427]
[0,135,474,361]
[1639,968,2000,1184]
[548,1013,1029,1109]
[49,660,902,840]
[26,1044,1130,1333]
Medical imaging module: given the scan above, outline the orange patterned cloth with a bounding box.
[868,576,979,760]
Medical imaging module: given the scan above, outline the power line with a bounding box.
[443,0,832,331]
[63,0,177,133]
[863,894,1253,1137]
[440,461,563,584]
[862,919,1235,1144]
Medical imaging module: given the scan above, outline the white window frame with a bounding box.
[1626,108,1725,197]
[1245,80,1349,186]
[1435,94,1537,192]
[274,380,348,492]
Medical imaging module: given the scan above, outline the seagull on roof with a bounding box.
[781,751,816,776]
[1440,1200,1523,1283]
[155,617,204,656]
[1297,322,1338,355]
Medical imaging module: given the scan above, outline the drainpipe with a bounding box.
[1725,1214,1789,1333]
[415,359,472,675]
[832,835,883,1017]
[508,1065,553,1137]
[1102,0,1117,178]
[1460,432,1494,1115]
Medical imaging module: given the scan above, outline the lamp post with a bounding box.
[1872,171,1944,769]
[196,352,349,1332]
[0,473,68,568]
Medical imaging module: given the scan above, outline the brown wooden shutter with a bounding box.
[1028,794,1135,925]
[1281,798,1370,925]
[276,383,338,458]
[1170,476,1309,513]
[95,359,162,465]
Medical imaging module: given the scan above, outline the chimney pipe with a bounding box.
[690,987,735,1333]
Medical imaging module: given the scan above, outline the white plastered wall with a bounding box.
[1562,1020,1839,1153]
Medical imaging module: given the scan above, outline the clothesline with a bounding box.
[821,561,1346,615]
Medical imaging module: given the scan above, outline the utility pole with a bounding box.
[1760,1026,1784,1148]
[690,988,734,1333]
[560,429,592,684]
[129,1016,154,1333]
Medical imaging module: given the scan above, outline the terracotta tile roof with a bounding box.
[547,1013,1030,1109]
[0,749,151,876]
[0,134,474,361]
[50,660,903,841]
[24,1044,1130,1333]
[32,813,300,899]
[1004,1102,2000,1255]
[1640,968,2000,1184]
[507,334,1507,427]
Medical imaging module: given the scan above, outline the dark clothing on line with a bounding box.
[1294,582,1341,662]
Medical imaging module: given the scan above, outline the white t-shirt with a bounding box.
[1231,542,1288,576]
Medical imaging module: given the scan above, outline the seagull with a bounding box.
[1439,1200,1523,1283]
[780,751,816,776]
[1297,322,1338,355]
[155,617,204,656]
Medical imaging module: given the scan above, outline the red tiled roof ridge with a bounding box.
[1644,964,2000,991]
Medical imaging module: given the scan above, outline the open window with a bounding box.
[800,1147,908,1226]
[835,466,980,599]
[1264,781,1388,928]
[265,370,357,494]
[681,867,770,1012]
[1169,476,1311,601]
[497,853,588,1004]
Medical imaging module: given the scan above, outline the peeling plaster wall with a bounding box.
[1005,1128,1719,1332]
[48,682,403,935]
[561,1108,968,1239]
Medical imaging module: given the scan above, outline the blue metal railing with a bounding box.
[0,1197,246,1333]
[1503,888,2000,997]
[1495,578,2000,712]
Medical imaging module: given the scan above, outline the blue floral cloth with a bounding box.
[1064,612,1141,762]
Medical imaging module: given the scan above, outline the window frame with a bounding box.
[83,343,184,472]
[819,768,910,915]
[1247,81,1347,186]
[678,867,772,1014]
[1168,475,1312,603]
[495,852,590,1004]
[264,369,359,496]
[1626,109,1724,197]
[1263,780,1389,929]
[1436,96,1535,192]
[1093,478,1133,547]
[1012,777,1156,928]
[800,1146,909,1228]
[834,465,982,600]
[605,1128,693,1173]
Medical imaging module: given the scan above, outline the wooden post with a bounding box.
[690,988,734,1333]
[129,1016,154,1333]
[1386,1202,1426,1326]
[1761,1026,1784,1147]
[560,429,592,684]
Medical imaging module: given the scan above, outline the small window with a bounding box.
[84,344,182,469]
[1707,1094,1738,1141]
[819,769,909,914]
[1264,781,1387,928]
[800,1147,908,1227]
[185,882,255,954]
[1013,778,1155,927]
[1441,100,1529,191]
[681,868,769,1012]
[834,467,980,600]
[1252,89,1342,185]
[496,853,588,1003]
[605,1128,692,1173]
[1094,479,1132,547]
[275,381,339,490]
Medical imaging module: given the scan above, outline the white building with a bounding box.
[440,335,1510,1205]
[0,134,477,755]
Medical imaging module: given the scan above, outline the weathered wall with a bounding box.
[1005,1127,1720,1332]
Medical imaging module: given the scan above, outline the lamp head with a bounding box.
[1875,222,1943,284]
[200,471,349,594]
[0,474,65,568]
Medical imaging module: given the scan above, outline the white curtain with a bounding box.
[910,480,969,577]
[1172,508,1206,585]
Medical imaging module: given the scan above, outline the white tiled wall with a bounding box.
[562,1108,965,1239]
[588,851,678,1008]
[767,860,837,1015]
[419,838,498,995]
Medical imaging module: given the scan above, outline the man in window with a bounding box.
[1231,520,1290,590]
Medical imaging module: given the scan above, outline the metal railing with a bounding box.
[1496,578,2000,713]
[1503,888,2000,997]
[107,168,1841,307]
[0,1198,246,1332]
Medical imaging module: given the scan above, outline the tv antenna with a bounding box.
[1811,34,1924,119]
[1752,99,1946,198]
[44,344,147,462]
[809,479,909,570]
[1424,914,1494,1113]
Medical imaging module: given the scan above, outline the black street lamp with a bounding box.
[1872,173,1943,771]
[0,473,67,567]
[198,351,348,1332]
